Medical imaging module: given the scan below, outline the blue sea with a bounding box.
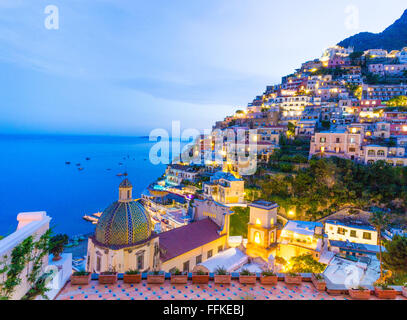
[0,134,169,237]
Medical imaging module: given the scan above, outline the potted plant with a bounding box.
[402,283,407,298]
[260,270,278,285]
[311,273,326,291]
[49,234,68,261]
[214,266,231,285]
[239,269,257,284]
[170,268,188,284]
[374,283,398,299]
[71,271,91,285]
[349,286,371,300]
[147,270,165,284]
[284,272,302,285]
[98,270,117,284]
[192,270,209,284]
[123,269,141,284]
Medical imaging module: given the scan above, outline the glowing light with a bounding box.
[288,210,295,217]
[256,218,261,225]
[254,232,261,244]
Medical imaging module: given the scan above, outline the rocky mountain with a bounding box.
[338,9,407,52]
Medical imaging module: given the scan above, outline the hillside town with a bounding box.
[2,45,407,301]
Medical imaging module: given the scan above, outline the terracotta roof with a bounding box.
[159,218,223,262]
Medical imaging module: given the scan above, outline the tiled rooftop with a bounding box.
[56,279,407,300]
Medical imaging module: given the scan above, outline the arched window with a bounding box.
[367,150,375,156]
[377,150,385,156]
[254,231,261,244]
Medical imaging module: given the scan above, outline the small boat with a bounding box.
[116,173,124,177]
[86,157,91,160]
[78,167,84,171]
[118,162,123,166]
[65,161,71,165]
[83,215,99,224]
[76,163,81,166]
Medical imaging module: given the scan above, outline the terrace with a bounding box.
[56,275,407,300]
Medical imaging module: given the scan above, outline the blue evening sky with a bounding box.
[0,0,406,136]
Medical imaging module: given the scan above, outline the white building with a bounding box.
[324,219,378,245]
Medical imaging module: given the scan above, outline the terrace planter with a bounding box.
[403,287,407,298]
[374,287,398,299]
[349,289,371,300]
[71,273,91,285]
[284,275,302,285]
[192,274,210,284]
[239,275,257,285]
[170,274,188,284]
[311,274,326,291]
[260,275,278,285]
[147,274,165,284]
[214,275,232,285]
[98,273,117,285]
[123,273,142,284]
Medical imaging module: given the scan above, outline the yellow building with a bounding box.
[277,220,324,262]
[245,201,279,260]
[202,171,245,205]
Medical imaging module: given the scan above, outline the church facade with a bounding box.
[86,179,232,273]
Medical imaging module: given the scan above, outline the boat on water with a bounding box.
[83,215,99,224]
[78,167,84,171]
[65,161,71,165]
[86,157,91,160]
[116,173,124,177]
[92,212,103,218]
[76,163,81,166]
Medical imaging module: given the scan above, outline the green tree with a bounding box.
[369,210,390,279]
[382,235,407,275]
[229,207,250,238]
[387,95,407,107]
[288,254,326,273]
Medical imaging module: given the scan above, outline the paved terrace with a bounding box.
[57,275,407,300]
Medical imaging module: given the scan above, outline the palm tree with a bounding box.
[369,209,390,279]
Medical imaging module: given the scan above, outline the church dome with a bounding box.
[95,180,152,247]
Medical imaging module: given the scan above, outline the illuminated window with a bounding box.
[254,231,261,244]
[256,218,261,225]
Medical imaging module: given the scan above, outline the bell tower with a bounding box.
[246,200,279,260]
[119,178,132,202]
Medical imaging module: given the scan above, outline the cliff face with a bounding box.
[338,9,407,52]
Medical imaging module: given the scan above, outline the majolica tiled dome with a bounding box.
[95,184,152,247]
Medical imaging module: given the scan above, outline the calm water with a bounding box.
[0,134,167,237]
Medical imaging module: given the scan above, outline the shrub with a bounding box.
[313,273,324,280]
[240,269,253,276]
[171,268,182,275]
[215,266,228,275]
[195,270,208,275]
[73,271,90,276]
[261,269,276,276]
[125,269,140,275]
[49,234,69,260]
